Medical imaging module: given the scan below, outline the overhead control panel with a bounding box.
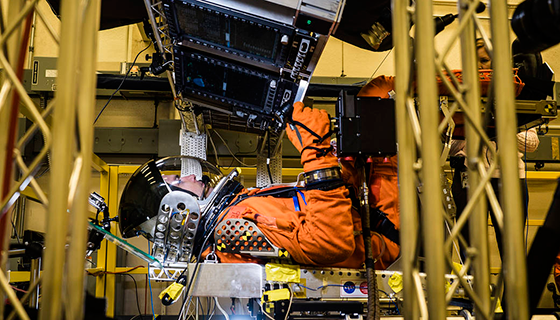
[166,0,296,71]
[174,48,299,126]
[160,0,344,131]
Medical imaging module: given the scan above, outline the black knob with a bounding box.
[161,293,173,306]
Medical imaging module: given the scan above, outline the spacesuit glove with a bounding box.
[286,102,338,172]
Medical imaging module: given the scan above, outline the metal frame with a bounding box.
[143,0,177,97]
[393,0,529,318]
[0,1,102,319]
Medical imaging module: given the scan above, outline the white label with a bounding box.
[45,69,57,78]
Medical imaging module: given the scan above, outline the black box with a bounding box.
[335,91,397,157]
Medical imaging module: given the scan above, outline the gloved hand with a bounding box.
[286,102,338,172]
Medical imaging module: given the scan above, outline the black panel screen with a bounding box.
[336,92,397,156]
[175,1,279,60]
[181,53,271,108]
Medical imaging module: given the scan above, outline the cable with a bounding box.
[125,274,145,320]
[210,129,256,167]
[284,287,293,320]
[93,43,152,124]
[10,217,20,244]
[10,285,28,294]
[378,289,400,314]
[86,265,144,276]
[267,132,274,185]
[208,297,216,320]
[214,297,230,320]
[367,48,393,83]
[260,299,276,320]
[198,297,206,320]
[207,126,220,166]
[147,241,156,320]
[10,198,22,244]
[258,287,292,320]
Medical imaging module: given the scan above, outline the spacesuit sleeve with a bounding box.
[286,101,339,172]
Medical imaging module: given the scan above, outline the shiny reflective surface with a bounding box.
[118,156,223,241]
[119,160,170,238]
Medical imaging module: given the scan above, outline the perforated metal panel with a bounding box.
[180,130,207,179]
[152,191,201,264]
[256,143,282,187]
[214,219,289,258]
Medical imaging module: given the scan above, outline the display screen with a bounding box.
[182,54,271,108]
[175,1,279,60]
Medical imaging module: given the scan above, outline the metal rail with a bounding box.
[143,0,178,98]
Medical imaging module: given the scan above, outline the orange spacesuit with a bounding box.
[214,76,400,269]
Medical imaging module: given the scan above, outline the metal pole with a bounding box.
[391,0,420,318]
[39,0,81,318]
[416,0,447,319]
[65,0,101,318]
[459,0,491,317]
[27,11,36,69]
[29,258,41,309]
[142,0,177,98]
[489,0,529,318]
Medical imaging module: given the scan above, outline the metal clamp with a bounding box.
[304,167,342,187]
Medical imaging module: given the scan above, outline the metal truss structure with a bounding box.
[0,0,541,319]
[0,0,102,319]
[393,0,529,319]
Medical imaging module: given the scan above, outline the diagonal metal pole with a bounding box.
[489,0,529,318]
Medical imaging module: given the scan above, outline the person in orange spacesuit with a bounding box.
[201,75,401,269]
[156,76,400,269]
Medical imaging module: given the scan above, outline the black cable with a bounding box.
[198,297,205,320]
[124,273,145,320]
[10,218,20,244]
[35,162,50,179]
[93,43,152,124]
[153,98,159,129]
[267,132,274,185]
